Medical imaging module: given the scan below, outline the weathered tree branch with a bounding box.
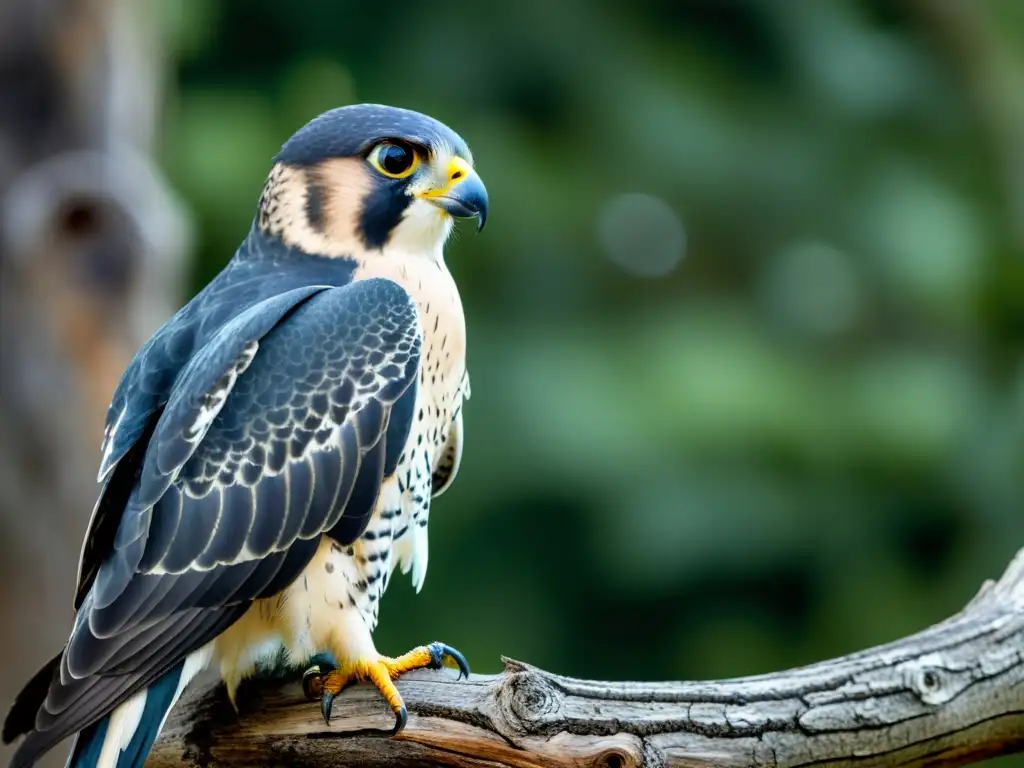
[150,549,1024,767]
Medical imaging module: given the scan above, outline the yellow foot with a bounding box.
[301,642,470,735]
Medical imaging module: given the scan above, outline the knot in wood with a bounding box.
[495,668,564,734]
[594,748,638,768]
[901,653,960,706]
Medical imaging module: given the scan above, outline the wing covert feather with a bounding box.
[15,278,422,767]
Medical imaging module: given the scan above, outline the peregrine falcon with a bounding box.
[2,103,487,768]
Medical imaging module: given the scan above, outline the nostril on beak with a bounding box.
[450,170,464,181]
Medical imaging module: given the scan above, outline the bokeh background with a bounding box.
[2,0,1022,765]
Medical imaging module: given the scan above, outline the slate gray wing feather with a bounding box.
[11,277,422,765]
[76,231,364,611]
[80,283,330,610]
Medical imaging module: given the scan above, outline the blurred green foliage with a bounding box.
[159,0,1022,759]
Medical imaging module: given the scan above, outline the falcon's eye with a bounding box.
[369,141,420,179]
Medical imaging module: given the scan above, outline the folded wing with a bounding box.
[8,277,422,766]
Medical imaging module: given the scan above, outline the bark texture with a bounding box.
[149,548,1024,768]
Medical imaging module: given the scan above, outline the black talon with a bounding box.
[391,705,408,736]
[303,662,341,726]
[302,663,332,701]
[426,641,470,680]
[321,691,335,726]
[449,647,471,680]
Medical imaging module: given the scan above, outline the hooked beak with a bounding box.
[416,156,489,232]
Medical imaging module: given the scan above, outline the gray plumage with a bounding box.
[9,226,423,763]
[4,103,486,768]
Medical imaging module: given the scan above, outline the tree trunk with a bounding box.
[0,1,190,766]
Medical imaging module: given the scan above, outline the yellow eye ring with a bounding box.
[368,141,420,179]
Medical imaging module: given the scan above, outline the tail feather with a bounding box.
[64,718,109,768]
[60,641,216,768]
[116,660,184,768]
[8,645,213,768]
[65,659,181,768]
[3,652,63,745]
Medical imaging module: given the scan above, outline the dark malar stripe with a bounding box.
[305,173,326,232]
[358,176,413,250]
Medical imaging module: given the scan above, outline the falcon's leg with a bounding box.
[280,536,470,734]
[301,642,469,734]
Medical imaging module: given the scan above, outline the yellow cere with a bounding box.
[417,156,474,199]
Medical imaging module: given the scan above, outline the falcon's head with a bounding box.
[257,104,488,259]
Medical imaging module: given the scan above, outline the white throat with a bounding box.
[385,197,455,260]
